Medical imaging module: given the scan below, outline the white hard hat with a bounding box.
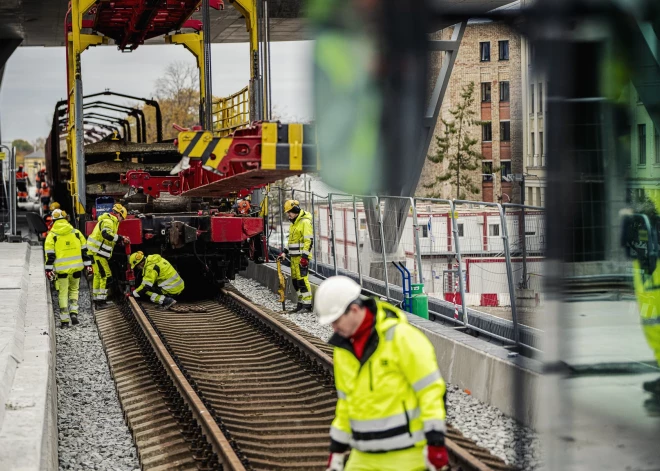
[315,276,363,325]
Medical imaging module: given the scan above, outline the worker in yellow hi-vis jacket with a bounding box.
[278,199,314,312]
[44,209,93,327]
[316,276,449,471]
[129,251,185,310]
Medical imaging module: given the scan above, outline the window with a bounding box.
[536,188,542,207]
[480,42,490,62]
[482,123,492,141]
[500,121,511,141]
[655,127,660,164]
[498,40,509,60]
[457,223,465,237]
[538,83,543,113]
[500,160,512,181]
[483,161,493,181]
[481,82,491,102]
[422,225,428,238]
[500,81,510,102]
[527,187,534,205]
[530,84,535,113]
[531,132,535,157]
[539,132,544,161]
[639,123,647,166]
[489,224,500,237]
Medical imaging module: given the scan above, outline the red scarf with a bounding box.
[351,308,375,360]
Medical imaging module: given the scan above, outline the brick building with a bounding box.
[418,19,523,203]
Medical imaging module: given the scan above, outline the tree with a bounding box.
[12,139,33,155]
[141,61,201,141]
[424,82,488,200]
[32,137,46,152]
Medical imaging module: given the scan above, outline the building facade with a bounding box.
[418,20,523,203]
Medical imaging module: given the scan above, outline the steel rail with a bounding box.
[127,298,246,471]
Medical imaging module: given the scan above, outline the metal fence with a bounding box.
[212,86,250,137]
[267,187,545,351]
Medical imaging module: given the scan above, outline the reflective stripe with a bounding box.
[133,291,140,298]
[150,293,159,302]
[288,244,301,249]
[412,370,441,392]
[350,409,420,433]
[302,250,311,255]
[56,263,83,272]
[87,238,101,247]
[337,390,347,400]
[81,244,88,249]
[83,261,92,266]
[423,419,447,433]
[56,256,82,263]
[159,274,178,287]
[330,426,351,444]
[161,278,183,290]
[304,235,313,239]
[289,251,302,255]
[112,233,118,242]
[143,280,153,287]
[96,249,112,258]
[45,265,54,270]
[351,430,424,452]
[385,325,397,341]
[45,250,55,254]
[642,317,660,326]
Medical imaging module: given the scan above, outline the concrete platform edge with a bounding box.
[241,262,541,429]
[0,244,58,470]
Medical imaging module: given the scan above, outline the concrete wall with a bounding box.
[0,244,58,470]
[241,262,542,428]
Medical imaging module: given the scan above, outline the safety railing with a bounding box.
[212,86,250,137]
[266,186,545,351]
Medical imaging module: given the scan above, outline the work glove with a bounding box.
[299,255,309,277]
[85,266,93,276]
[277,252,287,261]
[45,270,56,281]
[325,452,348,471]
[122,236,131,245]
[131,289,140,298]
[423,445,450,471]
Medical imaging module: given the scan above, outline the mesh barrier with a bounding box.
[212,86,250,137]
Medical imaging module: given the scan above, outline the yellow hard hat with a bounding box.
[112,203,127,219]
[49,202,60,211]
[52,209,67,220]
[283,200,300,213]
[129,251,145,269]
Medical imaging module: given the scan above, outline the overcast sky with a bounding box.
[0,40,314,145]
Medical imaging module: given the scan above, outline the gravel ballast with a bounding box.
[54,283,139,471]
[231,275,542,470]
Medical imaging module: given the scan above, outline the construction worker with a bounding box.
[15,164,29,202]
[42,201,59,237]
[128,251,184,310]
[87,203,129,309]
[39,182,51,211]
[316,276,449,471]
[36,167,46,185]
[44,209,93,327]
[277,199,313,312]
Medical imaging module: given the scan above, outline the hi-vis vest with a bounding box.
[87,213,119,258]
[329,299,446,453]
[44,219,91,274]
[134,255,185,298]
[288,210,313,258]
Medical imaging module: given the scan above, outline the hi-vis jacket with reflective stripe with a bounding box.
[134,255,185,297]
[328,299,447,453]
[287,210,313,258]
[44,219,92,274]
[87,213,119,258]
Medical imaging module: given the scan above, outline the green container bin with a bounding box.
[410,283,428,319]
[412,294,429,319]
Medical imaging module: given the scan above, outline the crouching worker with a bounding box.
[316,276,450,471]
[129,251,184,310]
[44,209,93,327]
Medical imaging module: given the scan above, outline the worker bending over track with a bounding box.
[317,276,450,471]
[44,209,93,327]
[129,251,184,310]
[278,199,314,312]
[87,203,129,309]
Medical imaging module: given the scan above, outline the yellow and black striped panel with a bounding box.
[176,123,318,175]
[261,123,319,172]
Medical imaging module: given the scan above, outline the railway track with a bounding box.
[95,285,518,471]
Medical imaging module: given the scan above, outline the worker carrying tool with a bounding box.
[15,164,29,202]
[39,182,51,211]
[128,251,184,310]
[44,209,93,328]
[277,200,314,312]
[36,167,46,185]
[316,276,449,471]
[87,203,129,309]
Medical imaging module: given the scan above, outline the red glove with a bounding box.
[325,452,347,471]
[45,270,55,281]
[424,445,449,471]
[86,266,93,276]
[122,236,131,245]
[299,256,309,268]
